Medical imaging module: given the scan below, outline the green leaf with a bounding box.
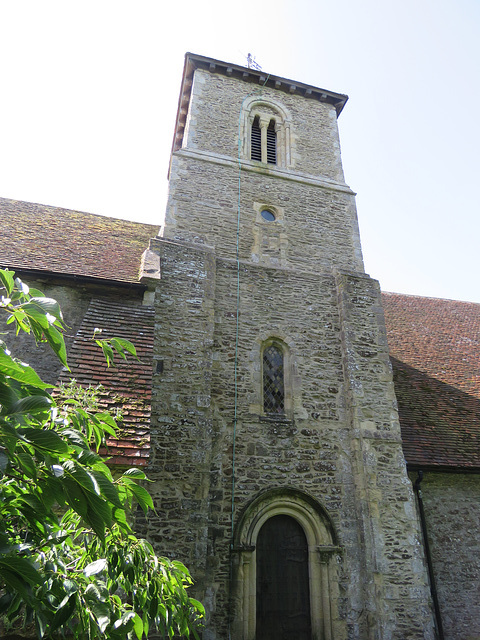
[0,350,51,389]
[109,338,127,361]
[113,611,136,630]
[64,460,100,495]
[0,556,42,585]
[92,471,124,509]
[100,342,115,368]
[16,452,37,479]
[95,412,118,430]
[8,394,52,416]
[133,612,144,640]
[61,427,88,449]
[43,325,68,367]
[0,592,14,615]
[189,598,206,616]
[0,449,8,473]
[24,297,64,323]
[142,611,150,639]
[0,269,15,296]
[122,468,148,480]
[0,379,20,412]
[84,558,107,577]
[0,568,31,599]
[127,483,154,513]
[27,287,45,297]
[63,477,88,518]
[22,428,69,453]
[111,337,138,359]
[35,612,47,639]
[52,593,77,631]
[85,491,112,528]
[17,493,46,514]
[20,302,51,329]
[90,601,111,633]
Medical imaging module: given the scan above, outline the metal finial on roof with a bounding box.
[246,53,262,70]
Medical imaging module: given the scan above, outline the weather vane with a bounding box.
[246,53,262,70]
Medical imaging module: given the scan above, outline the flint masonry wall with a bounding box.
[147,59,435,639]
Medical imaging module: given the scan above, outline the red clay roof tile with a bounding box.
[59,298,154,466]
[382,292,480,469]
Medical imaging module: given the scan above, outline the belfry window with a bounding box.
[251,116,262,162]
[267,119,277,164]
[250,117,277,165]
[242,96,291,168]
[263,344,285,414]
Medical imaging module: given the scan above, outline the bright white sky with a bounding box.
[1,0,479,303]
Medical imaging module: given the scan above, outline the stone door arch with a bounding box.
[231,488,341,640]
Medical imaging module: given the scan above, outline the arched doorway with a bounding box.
[256,515,311,640]
[231,488,341,640]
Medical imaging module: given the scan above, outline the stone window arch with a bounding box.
[249,333,308,420]
[241,96,292,168]
[231,488,342,640]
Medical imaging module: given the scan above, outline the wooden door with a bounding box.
[256,515,311,640]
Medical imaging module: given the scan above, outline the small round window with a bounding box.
[261,209,276,222]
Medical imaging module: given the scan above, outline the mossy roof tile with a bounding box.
[0,197,159,283]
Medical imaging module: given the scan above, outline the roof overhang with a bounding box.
[2,266,147,291]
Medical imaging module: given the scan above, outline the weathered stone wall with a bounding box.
[184,69,345,181]
[147,240,215,584]
[148,61,436,639]
[336,273,433,638]
[409,471,480,640]
[164,156,363,274]
[146,237,434,638]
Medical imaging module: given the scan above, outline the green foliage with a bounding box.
[0,270,204,639]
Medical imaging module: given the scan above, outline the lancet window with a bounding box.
[263,344,285,414]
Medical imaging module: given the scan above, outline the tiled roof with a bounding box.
[382,293,480,469]
[0,197,159,283]
[59,298,154,466]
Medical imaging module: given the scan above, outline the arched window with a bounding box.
[251,116,262,162]
[250,117,277,165]
[241,96,292,168]
[266,119,277,164]
[263,344,285,414]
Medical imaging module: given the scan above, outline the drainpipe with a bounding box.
[413,470,444,640]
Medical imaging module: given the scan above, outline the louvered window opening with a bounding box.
[266,120,277,165]
[263,345,285,414]
[251,116,262,161]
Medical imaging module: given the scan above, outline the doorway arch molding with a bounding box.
[231,488,342,640]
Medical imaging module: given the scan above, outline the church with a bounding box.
[1,53,479,640]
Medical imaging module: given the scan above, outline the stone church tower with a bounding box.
[143,54,435,639]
